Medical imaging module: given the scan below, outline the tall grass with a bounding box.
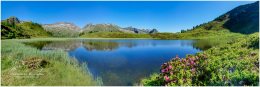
[1,39,100,86]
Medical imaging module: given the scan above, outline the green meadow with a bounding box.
[141,33,259,86]
[1,39,101,85]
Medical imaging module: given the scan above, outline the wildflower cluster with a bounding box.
[159,54,208,86]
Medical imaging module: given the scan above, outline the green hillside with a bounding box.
[152,2,258,40]
[82,24,122,33]
[1,17,50,39]
[141,32,259,86]
[151,21,243,40]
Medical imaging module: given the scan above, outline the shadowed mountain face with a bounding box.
[179,1,259,36]
[122,27,158,34]
[215,1,259,34]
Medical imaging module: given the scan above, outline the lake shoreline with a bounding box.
[1,37,203,42]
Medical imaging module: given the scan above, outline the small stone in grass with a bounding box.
[21,57,49,69]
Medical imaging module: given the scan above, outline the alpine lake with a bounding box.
[24,39,214,86]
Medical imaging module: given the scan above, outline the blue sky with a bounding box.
[1,1,254,32]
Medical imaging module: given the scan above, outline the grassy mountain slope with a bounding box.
[1,17,50,39]
[82,24,122,33]
[151,21,243,39]
[152,2,258,40]
[17,22,50,37]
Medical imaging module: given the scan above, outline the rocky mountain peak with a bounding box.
[149,29,159,34]
[2,16,21,26]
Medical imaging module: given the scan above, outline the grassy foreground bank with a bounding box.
[141,33,259,86]
[1,39,100,86]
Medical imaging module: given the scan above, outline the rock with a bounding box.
[123,26,158,34]
[22,57,49,69]
[149,29,158,34]
[8,16,20,24]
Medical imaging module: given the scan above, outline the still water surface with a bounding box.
[25,39,209,86]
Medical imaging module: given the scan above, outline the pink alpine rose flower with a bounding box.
[170,71,173,75]
[164,76,170,82]
[191,68,196,72]
[161,69,166,73]
[168,65,172,70]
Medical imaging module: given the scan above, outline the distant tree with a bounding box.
[181,30,186,33]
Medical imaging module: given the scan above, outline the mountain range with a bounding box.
[43,23,159,36]
[1,17,159,38]
[1,1,258,39]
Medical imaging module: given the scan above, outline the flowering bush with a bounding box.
[161,54,208,85]
[142,54,209,86]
